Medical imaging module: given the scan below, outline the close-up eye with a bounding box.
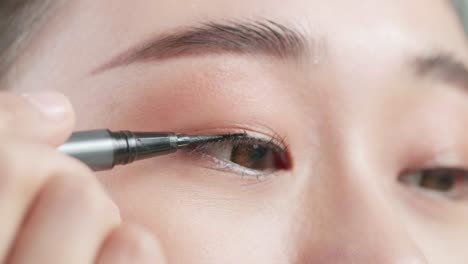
[399,168,468,199]
[187,134,291,176]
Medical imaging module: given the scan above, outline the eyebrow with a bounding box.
[413,53,468,90]
[94,19,468,92]
[94,20,309,74]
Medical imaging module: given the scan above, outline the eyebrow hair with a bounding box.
[94,19,468,93]
[94,20,309,73]
[413,53,468,90]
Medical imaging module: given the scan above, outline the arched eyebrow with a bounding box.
[414,53,468,90]
[93,20,309,74]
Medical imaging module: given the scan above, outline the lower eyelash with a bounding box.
[201,153,266,177]
[195,151,271,177]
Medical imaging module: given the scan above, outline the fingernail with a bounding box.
[22,92,70,121]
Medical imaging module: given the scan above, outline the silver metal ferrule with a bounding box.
[57,129,117,171]
[175,135,191,148]
[58,130,181,171]
[111,131,179,166]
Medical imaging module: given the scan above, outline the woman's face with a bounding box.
[9,0,468,263]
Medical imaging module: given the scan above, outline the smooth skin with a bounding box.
[1,0,468,263]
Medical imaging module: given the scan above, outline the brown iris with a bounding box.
[419,169,467,192]
[229,142,290,171]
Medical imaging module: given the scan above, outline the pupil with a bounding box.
[420,170,455,192]
[249,144,268,161]
[230,143,271,170]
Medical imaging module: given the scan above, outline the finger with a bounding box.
[6,166,121,264]
[96,224,167,264]
[0,91,75,146]
[0,140,108,262]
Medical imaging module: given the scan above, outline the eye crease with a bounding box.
[185,132,291,175]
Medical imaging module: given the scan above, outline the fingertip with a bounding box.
[22,91,76,145]
[48,96,75,146]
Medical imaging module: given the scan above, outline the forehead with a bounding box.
[59,0,466,59]
[66,0,462,37]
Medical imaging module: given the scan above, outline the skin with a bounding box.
[1,0,468,263]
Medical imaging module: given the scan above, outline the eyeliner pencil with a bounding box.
[58,129,229,171]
